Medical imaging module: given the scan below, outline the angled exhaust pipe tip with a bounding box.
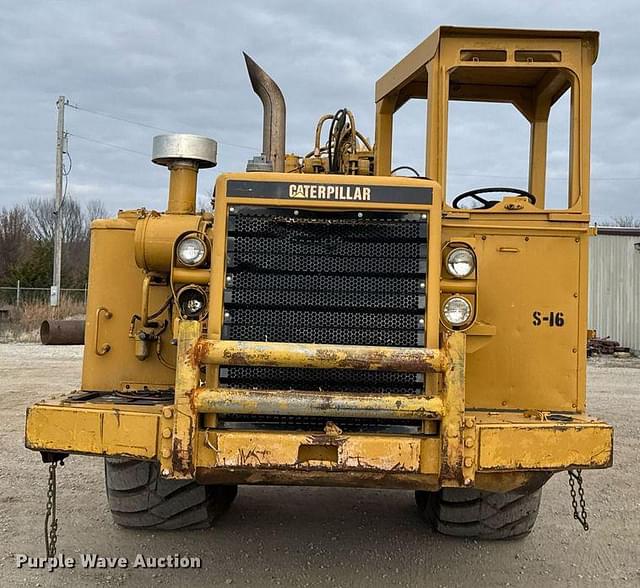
[243,52,286,172]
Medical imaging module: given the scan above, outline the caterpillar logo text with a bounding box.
[289,183,371,201]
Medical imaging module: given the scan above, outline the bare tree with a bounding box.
[197,195,212,213]
[27,195,87,243]
[27,196,54,241]
[85,199,109,223]
[608,215,640,228]
[0,205,32,282]
[2,196,109,288]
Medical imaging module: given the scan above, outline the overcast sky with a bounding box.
[1,1,638,222]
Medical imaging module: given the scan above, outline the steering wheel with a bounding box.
[452,187,537,210]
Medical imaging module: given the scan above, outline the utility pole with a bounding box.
[51,96,67,307]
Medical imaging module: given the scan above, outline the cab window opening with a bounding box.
[443,66,577,210]
[446,100,530,206]
[391,98,428,177]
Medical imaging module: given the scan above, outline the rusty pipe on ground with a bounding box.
[40,320,85,345]
[244,52,286,172]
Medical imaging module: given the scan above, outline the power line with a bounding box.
[68,103,173,134]
[68,102,259,151]
[69,133,148,157]
[65,100,640,181]
[66,130,640,183]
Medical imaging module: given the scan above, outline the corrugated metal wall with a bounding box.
[589,232,640,351]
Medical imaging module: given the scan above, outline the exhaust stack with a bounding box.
[244,52,286,172]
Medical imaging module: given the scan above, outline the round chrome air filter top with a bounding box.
[152,134,217,168]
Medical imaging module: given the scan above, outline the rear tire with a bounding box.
[105,458,237,530]
[415,486,542,539]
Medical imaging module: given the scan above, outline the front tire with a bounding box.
[105,458,237,530]
[415,486,542,539]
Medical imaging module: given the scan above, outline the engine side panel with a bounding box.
[81,215,175,392]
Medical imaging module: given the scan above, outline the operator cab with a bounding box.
[374,26,597,215]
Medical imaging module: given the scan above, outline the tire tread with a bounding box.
[416,486,542,539]
[105,459,236,530]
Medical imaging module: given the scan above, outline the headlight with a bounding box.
[177,285,208,319]
[446,247,475,278]
[176,236,207,267]
[442,296,472,326]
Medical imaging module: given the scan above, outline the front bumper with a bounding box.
[25,321,613,491]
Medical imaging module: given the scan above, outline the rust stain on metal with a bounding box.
[172,437,185,472]
[305,433,347,447]
[187,344,200,369]
[323,421,343,436]
[315,348,341,363]
[200,340,446,373]
[191,336,209,368]
[193,386,444,420]
[171,417,194,474]
[222,350,251,366]
[194,467,441,490]
[439,331,466,485]
[187,387,199,417]
[340,451,402,471]
[440,438,465,483]
[237,447,270,467]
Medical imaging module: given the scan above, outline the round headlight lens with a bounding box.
[177,236,206,266]
[177,286,208,319]
[443,296,472,326]
[446,247,475,278]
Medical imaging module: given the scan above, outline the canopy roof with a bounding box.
[375,26,599,104]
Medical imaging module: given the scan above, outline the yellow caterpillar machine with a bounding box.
[26,26,612,541]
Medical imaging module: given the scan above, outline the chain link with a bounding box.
[44,462,59,558]
[568,469,589,531]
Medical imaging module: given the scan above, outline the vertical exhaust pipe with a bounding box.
[244,52,286,172]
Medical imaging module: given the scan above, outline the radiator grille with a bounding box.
[219,206,428,430]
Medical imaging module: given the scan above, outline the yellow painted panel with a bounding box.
[468,235,581,411]
[25,405,159,459]
[102,411,159,458]
[26,402,612,477]
[478,425,613,470]
[26,406,102,454]
[207,431,431,473]
[81,220,176,391]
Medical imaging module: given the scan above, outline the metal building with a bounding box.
[589,227,640,352]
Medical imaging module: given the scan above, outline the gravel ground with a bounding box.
[0,344,638,587]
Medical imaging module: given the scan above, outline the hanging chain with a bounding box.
[568,469,589,531]
[44,461,61,558]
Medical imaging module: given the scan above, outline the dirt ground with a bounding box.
[0,344,638,587]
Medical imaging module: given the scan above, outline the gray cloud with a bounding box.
[1,1,638,221]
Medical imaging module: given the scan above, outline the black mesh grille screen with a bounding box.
[219,206,428,430]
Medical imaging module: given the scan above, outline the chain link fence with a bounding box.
[1,283,87,342]
[0,283,87,308]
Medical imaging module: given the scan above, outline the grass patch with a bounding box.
[0,297,85,343]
